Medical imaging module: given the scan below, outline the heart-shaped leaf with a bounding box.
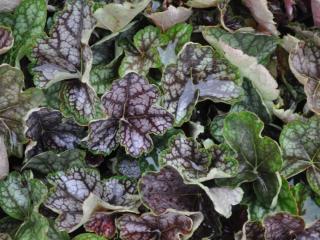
[119,26,164,76]
[25,108,86,158]
[117,210,203,240]
[280,116,320,195]
[162,42,242,126]
[84,72,173,157]
[46,167,139,232]
[0,64,44,157]
[289,41,320,113]
[0,171,47,221]
[23,149,86,174]
[0,26,13,55]
[139,166,243,218]
[218,111,282,207]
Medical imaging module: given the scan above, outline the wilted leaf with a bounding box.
[242,0,279,35]
[119,26,164,76]
[289,41,320,113]
[162,42,242,126]
[218,111,282,207]
[25,108,86,158]
[147,6,192,31]
[94,0,150,33]
[0,171,47,221]
[23,149,86,174]
[84,72,173,157]
[280,116,320,195]
[203,30,280,111]
[84,212,116,239]
[0,26,13,55]
[117,210,203,240]
[0,64,44,157]
[32,0,96,88]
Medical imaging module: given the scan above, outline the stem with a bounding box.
[0,135,9,179]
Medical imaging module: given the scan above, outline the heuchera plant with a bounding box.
[0,0,320,239]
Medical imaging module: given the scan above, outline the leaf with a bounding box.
[119,26,164,76]
[147,6,192,32]
[242,0,279,35]
[60,81,104,125]
[241,221,265,240]
[84,212,116,239]
[185,0,220,8]
[45,167,103,232]
[0,234,11,240]
[219,111,282,207]
[6,0,47,65]
[202,30,280,111]
[32,0,96,87]
[0,217,21,237]
[23,149,86,174]
[73,233,106,240]
[0,171,47,221]
[48,220,70,240]
[280,116,320,195]
[0,26,13,55]
[162,42,242,126]
[84,72,173,157]
[0,64,44,157]
[289,41,320,113]
[114,157,141,179]
[14,212,49,240]
[202,27,278,64]
[159,133,211,181]
[312,0,320,27]
[0,136,9,180]
[94,0,151,33]
[0,0,21,12]
[139,165,242,218]
[117,210,203,240]
[46,167,139,232]
[264,213,305,240]
[25,108,86,158]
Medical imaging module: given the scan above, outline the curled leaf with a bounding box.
[94,0,151,33]
[117,210,203,240]
[84,72,173,157]
[0,26,13,55]
[0,136,9,180]
[25,108,86,158]
[162,42,242,126]
[242,0,279,35]
[147,6,192,31]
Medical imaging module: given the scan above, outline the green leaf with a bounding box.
[119,26,164,76]
[280,116,320,195]
[0,171,47,220]
[203,28,280,112]
[73,233,106,240]
[219,111,282,207]
[94,0,151,33]
[162,42,242,126]
[14,212,49,240]
[0,64,44,157]
[23,149,86,174]
[0,217,21,237]
[6,0,47,65]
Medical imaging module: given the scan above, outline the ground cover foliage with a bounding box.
[0,0,320,239]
